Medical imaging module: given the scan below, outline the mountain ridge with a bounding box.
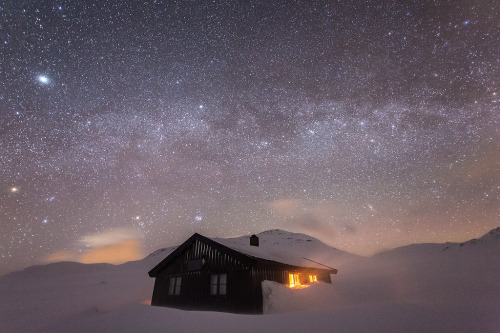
[2,227,498,278]
[148,227,500,261]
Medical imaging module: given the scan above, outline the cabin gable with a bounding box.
[150,235,260,312]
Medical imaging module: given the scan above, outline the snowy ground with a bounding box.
[1,228,499,332]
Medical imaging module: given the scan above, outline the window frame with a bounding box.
[289,273,301,287]
[168,275,182,296]
[210,273,227,296]
[309,274,318,283]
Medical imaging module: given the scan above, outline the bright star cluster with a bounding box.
[0,1,498,274]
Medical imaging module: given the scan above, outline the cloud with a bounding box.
[45,228,144,265]
[268,199,303,217]
[43,251,76,263]
[78,228,144,264]
[79,239,143,265]
[267,199,339,240]
[79,228,140,247]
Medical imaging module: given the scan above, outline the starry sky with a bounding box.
[1,0,499,275]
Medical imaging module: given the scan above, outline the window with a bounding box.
[210,273,227,295]
[168,276,182,296]
[219,274,227,295]
[168,277,175,295]
[289,273,300,287]
[309,275,318,282]
[175,276,182,295]
[187,258,204,271]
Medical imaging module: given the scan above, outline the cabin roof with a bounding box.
[148,233,337,277]
[213,236,337,271]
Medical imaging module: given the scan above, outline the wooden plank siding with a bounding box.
[149,233,336,314]
[151,237,258,313]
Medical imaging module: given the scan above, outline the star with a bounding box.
[0,0,498,276]
[37,75,50,84]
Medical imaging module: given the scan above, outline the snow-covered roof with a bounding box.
[148,231,338,277]
[212,234,336,271]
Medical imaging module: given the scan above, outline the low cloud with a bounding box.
[79,228,140,247]
[79,239,143,265]
[44,251,76,263]
[268,199,303,217]
[44,228,144,265]
[267,199,339,240]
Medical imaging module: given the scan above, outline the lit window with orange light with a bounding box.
[309,275,317,282]
[289,273,301,287]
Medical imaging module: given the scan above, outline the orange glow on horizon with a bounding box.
[79,239,143,264]
[43,233,144,266]
[44,251,75,263]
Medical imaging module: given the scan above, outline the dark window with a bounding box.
[187,258,204,271]
[210,275,217,295]
[210,273,227,296]
[168,276,182,296]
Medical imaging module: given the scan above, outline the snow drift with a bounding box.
[0,228,499,332]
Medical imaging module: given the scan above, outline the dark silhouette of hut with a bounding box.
[148,233,337,314]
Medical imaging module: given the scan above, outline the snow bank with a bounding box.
[1,228,499,332]
[43,302,499,333]
[262,280,337,313]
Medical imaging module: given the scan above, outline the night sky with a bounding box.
[1,0,499,275]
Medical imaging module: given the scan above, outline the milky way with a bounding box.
[1,1,499,274]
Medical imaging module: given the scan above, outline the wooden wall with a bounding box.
[151,238,260,313]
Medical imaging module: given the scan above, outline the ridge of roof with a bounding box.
[214,236,337,272]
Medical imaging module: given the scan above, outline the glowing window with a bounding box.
[309,275,318,282]
[289,273,300,287]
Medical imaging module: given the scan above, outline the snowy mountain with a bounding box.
[1,228,499,332]
[337,227,500,307]
[459,226,500,246]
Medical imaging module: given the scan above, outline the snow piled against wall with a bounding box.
[262,280,337,314]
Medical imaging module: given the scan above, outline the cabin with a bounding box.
[148,233,337,314]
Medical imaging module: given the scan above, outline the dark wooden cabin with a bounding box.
[148,233,337,314]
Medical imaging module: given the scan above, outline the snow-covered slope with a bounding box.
[0,257,158,332]
[334,227,500,307]
[0,228,499,333]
